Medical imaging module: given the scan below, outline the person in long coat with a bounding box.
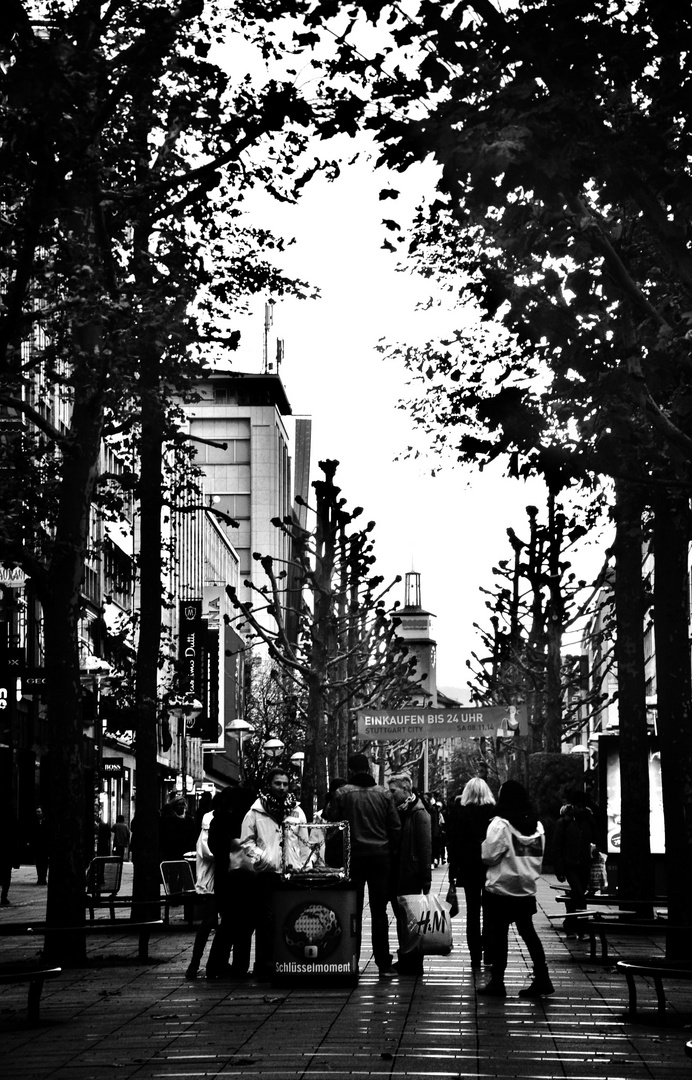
[388,772,432,976]
[446,777,496,966]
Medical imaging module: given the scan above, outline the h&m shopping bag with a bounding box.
[397,892,453,955]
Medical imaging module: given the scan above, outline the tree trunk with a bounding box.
[652,489,692,942]
[43,389,106,963]
[543,494,564,753]
[612,480,653,902]
[131,358,166,919]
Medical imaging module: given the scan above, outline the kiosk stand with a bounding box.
[272,820,359,986]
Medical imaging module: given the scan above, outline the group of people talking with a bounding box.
[184,753,595,997]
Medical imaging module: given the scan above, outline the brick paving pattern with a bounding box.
[2,863,691,1079]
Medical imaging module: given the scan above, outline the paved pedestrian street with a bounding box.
[2,864,691,1079]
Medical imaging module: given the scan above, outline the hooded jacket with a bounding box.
[481,816,545,898]
[324,772,401,858]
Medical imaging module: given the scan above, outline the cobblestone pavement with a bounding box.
[2,862,691,1079]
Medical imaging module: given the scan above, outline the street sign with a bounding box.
[356,705,527,742]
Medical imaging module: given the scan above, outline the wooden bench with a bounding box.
[0,919,163,962]
[616,960,692,1021]
[574,915,691,963]
[0,963,61,1024]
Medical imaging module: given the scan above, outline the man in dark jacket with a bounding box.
[388,772,432,975]
[552,788,600,935]
[325,752,401,978]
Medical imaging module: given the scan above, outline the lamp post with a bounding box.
[169,695,203,798]
[79,656,114,855]
[225,718,253,780]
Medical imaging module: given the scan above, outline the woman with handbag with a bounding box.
[446,778,496,967]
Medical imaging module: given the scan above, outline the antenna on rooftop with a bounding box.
[262,300,275,372]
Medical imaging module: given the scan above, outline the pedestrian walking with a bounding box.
[388,772,432,976]
[552,788,600,935]
[205,785,257,980]
[446,777,496,967]
[324,752,401,979]
[32,806,49,885]
[111,815,131,860]
[241,769,306,981]
[478,779,554,998]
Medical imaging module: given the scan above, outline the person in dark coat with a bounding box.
[205,785,257,980]
[388,772,432,976]
[0,817,20,905]
[446,777,496,967]
[552,788,600,934]
[159,794,198,860]
[324,752,401,979]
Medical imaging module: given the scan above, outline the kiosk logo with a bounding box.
[284,901,342,960]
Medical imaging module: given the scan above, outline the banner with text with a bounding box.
[356,705,527,741]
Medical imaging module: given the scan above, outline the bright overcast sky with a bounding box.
[224,149,609,697]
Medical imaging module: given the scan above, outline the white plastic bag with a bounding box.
[397,893,453,955]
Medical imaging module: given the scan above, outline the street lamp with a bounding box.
[290,750,305,776]
[79,656,114,855]
[225,717,254,778]
[262,735,285,759]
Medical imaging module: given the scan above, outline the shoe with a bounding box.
[185,965,198,980]
[206,966,235,981]
[518,977,555,998]
[392,962,422,977]
[378,967,399,980]
[477,980,507,997]
[1,898,9,906]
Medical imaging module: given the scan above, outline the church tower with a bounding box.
[397,571,437,706]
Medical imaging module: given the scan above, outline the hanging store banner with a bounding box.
[178,599,204,702]
[356,705,527,741]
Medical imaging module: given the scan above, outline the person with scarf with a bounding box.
[478,780,554,998]
[325,752,401,979]
[388,772,432,976]
[241,768,307,980]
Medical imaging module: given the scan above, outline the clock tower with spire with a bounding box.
[397,571,437,706]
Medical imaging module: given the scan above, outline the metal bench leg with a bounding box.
[624,971,637,1018]
[27,976,45,1025]
[138,929,150,962]
[653,975,666,1014]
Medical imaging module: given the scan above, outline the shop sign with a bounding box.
[102,757,124,778]
[356,705,527,741]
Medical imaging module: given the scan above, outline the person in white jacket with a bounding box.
[185,800,217,979]
[478,780,554,998]
[241,768,307,979]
